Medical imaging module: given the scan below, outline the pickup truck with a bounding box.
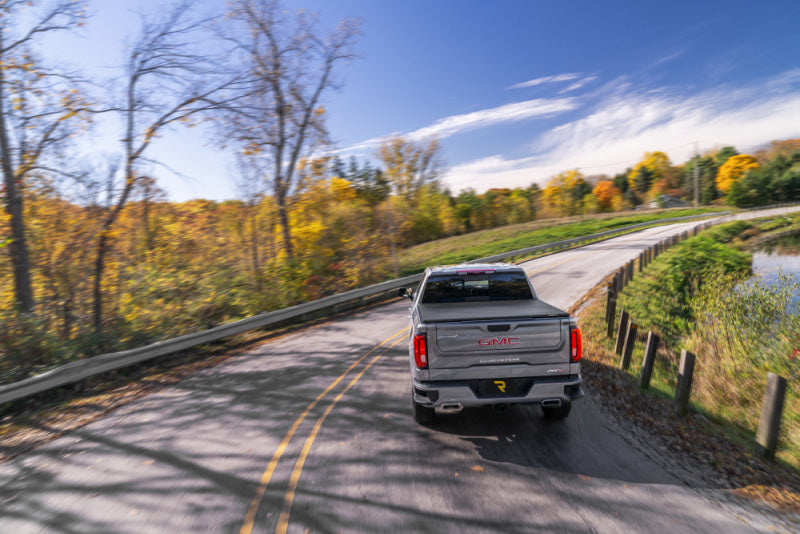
[398,263,583,424]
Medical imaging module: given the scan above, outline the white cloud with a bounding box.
[443,74,800,192]
[338,98,578,155]
[408,98,577,140]
[507,73,581,90]
[559,76,599,94]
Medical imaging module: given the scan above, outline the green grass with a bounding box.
[584,213,800,471]
[398,207,726,275]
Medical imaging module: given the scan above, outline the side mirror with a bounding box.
[397,287,413,299]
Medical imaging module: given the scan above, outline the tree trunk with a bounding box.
[275,194,293,259]
[0,53,35,314]
[92,231,108,338]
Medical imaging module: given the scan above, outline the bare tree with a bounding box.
[91,2,240,336]
[0,0,88,314]
[222,0,360,259]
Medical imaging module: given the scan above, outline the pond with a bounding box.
[751,233,800,305]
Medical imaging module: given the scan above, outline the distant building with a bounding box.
[647,194,687,209]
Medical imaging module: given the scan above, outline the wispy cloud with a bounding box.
[559,76,599,94]
[443,72,800,192]
[338,98,578,155]
[507,73,581,90]
[409,98,577,140]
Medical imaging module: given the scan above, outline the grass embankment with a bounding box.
[579,212,800,493]
[398,207,725,275]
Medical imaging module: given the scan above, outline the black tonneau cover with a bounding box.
[417,299,569,323]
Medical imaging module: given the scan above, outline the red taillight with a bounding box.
[413,334,428,369]
[570,327,582,362]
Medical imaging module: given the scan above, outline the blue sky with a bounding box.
[41,0,800,201]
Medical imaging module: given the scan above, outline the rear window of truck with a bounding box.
[421,272,533,303]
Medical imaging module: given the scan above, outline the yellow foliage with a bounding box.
[329,176,357,202]
[716,154,759,193]
[628,151,671,191]
[542,170,584,216]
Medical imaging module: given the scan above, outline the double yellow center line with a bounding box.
[240,326,409,534]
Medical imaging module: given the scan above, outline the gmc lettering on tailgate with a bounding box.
[478,337,520,346]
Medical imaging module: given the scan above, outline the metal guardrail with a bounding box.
[0,210,726,405]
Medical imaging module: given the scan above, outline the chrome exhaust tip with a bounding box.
[541,399,562,408]
[440,403,463,413]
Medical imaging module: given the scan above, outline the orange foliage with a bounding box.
[592,181,621,211]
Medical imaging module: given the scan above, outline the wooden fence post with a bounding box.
[756,373,787,459]
[620,321,638,370]
[606,296,617,339]
[606,283,617,339]
[614,310,629,355]
[639,332,660,389]
[675,349,695,416]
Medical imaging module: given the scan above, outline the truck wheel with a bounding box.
[412,392,435,424]
[542,402,571,420]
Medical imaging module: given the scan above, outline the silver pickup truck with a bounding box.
[399,263,583,424]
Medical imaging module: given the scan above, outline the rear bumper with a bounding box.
[412,374,583,409]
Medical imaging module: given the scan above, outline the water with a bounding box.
[752,233,800,306]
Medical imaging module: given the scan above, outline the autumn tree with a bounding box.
[378,135,443,201]
[755,139,800,163]
[542,170,587,217]
[592,180,622,212]
[331,156,389,205]
[628,151,672,202]
[92,2,238,335]
[716,154,759,194]
[0,0,89,314]
[222,0,360,259]
[715,146,738,167]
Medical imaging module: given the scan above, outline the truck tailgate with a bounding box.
[430,317,568,369]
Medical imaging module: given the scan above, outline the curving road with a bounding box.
[1,209,797,533]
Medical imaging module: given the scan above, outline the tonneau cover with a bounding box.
[417,298,569,323]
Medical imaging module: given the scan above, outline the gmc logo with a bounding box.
[478,337,520,346]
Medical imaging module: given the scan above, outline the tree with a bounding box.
[542,170,586,217]
[684,155,721,205]
[716,154,759,194]
[92,2,237,335]
[715,146,738,167]
[632,165,654,195]
[223,0,360,259]
[613,170,630,193]
[378,135,443,201]
[332,156,389,205]
[629,151,672,200]
[592,180,622,212]
[755,139,800,163]
[0,1,88,314]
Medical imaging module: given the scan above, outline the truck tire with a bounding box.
[542,402,571,420]
[412,391,435,424]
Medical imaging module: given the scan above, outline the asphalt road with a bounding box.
[1,208,798,533]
